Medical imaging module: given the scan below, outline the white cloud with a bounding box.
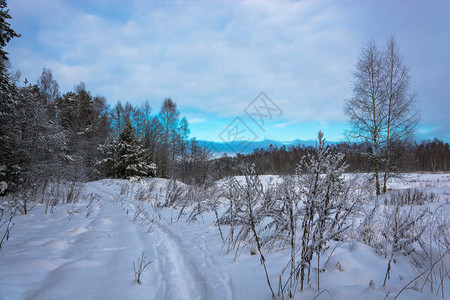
[7,0,357,118]
[5,0,449,140]
[188,117,206,124]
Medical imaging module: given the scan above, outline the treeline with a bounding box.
[210,138,450,178]
[1,59,447,193]
[0,63,212,193]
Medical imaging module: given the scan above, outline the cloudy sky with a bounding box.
[5,0,450,142]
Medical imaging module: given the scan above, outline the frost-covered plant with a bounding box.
[359,198,385,253]
[220,176,240,253]
[296,131,353,291]
[221,165,276,298]
[417,206,449,297]
[0,200,16,250]
[185,184,225,241]
[133,252,152,285]
[270,175,302,298]
[386,188,436,206]
[163,178,184,208]
[179,184,207,221]
[382,204,428,286]
[134,181,157,203]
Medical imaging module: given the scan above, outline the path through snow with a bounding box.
[0,180,234,300]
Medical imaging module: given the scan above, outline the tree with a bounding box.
[0,0,20,68]
[96,136,120,178]
[0,0,21,191]
[15,85,66,185]
[37,68,60,119]
[345,41,386,194]
[55,83,111,180]
[157,98,180,177]
[382,36,419,192]
[134,100,152,139]
[345,37,419,194]
[97,121,156,179]
[117,121,154,178]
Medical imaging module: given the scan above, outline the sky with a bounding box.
[5,0,450,142]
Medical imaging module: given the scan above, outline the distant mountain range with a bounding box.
[197,139,338,156]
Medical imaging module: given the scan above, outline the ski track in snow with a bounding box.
[88,181,234,300]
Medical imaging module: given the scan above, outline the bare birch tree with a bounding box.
[345,41,386,195]
[382,36,419,193]
[345,37,419,194]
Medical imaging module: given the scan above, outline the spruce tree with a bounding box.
[0,0,21,191]
[117,121,156,179]
[97,121,156,179]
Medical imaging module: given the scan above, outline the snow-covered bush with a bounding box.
[382,204,429,286]
[217,132,362,297]
[134,181,158,203]
[293,131,357,292]
[220,165,276,297]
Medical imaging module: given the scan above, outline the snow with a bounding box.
[0,174,449,299]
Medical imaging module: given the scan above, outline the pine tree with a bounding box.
[97,121,156,179]
[55,83,111,180]
[96,136,120,178]
[16,85,66,183]
[0,0,21,191]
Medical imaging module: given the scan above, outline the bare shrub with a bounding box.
[150,202,163,220]
[0,201,16,250]
[64,181,83,204]
[133,252,152,285]
[220,165,276,298]
[163,179,184,208]
[134,181,157,202]
[120,183,130,196]
[131,203,145,223]
[185,184,225,241]
[178,184,204,221]
[382,204,429,286]
[386,188,436,206]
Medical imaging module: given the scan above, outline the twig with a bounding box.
[394,249,449,300]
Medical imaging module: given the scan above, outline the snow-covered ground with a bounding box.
[0,173,449,300]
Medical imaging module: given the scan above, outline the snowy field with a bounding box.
[0,173,449,300]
